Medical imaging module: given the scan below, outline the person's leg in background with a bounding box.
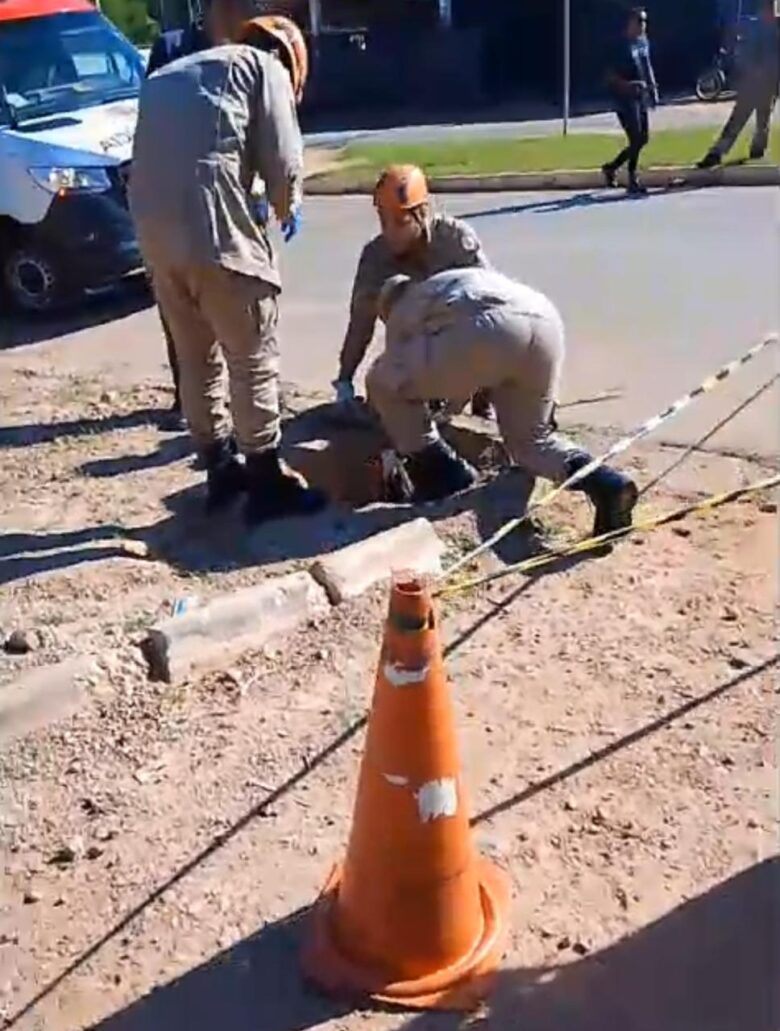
[199,267,327,525]
[151,264,246,512]
[698,85,756,167]
[750,81,775,159]
[602,103,638,187]
[625,101,650,194]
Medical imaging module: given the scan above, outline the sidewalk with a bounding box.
[304,98,736,149]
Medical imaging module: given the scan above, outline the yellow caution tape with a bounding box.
[436,472,780,599]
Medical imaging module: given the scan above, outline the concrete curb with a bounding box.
[306,162,780,195]
[311,518,445,605]
[144,572,331,684]
[143,518,447,683]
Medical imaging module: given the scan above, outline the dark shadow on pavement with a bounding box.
[0,408,173,449]
[461,189,655,221]
[89,909,348,1031]
[398,857,778,1031]
[0,276,153,352]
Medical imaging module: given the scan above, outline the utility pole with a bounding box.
[563,0,571,136]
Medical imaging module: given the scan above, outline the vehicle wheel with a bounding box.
[2,245,63,312]
[696,68,725,103]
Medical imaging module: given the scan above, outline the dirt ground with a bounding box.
[0,356,777,1031]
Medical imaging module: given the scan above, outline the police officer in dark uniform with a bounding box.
[602,7,659,197]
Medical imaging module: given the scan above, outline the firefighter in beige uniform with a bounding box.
[333,164,494,418]
[130,15,326,524]
[369,268,638,536]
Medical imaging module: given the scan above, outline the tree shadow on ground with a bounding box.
[89,908,349,1031]
[9,656,771,1031]
[0,463,580,585]
[398,857,778,1031]
[0,525,127,586]
[0,276,153,352]
[86,859,778,1031]
[78,436,194,479]
[0,408,174,449]
[0,399,591,582]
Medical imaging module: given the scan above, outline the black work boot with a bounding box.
[244,450,328,526]
[565,452,638,538]
[404,439,478,503]
[697,152,721,170]
[627,177,648,196]
[601,162,618,188]
[203,438,248,514]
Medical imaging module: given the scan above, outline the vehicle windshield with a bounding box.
[0,11,143,128]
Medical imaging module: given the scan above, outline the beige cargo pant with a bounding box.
[150,262,280,455]
[367,305,575,482]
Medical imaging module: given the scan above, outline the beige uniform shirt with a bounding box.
[130,44,303,289]
[386,267,561,350]
[339,214,488,379]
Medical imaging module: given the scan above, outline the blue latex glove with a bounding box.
[281,209,302,243]
[332,379,355,404]
[250,197,269,225]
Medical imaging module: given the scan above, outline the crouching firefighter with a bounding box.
[334,164,494,420]
[368,268,639,537]
[130,13,326,524]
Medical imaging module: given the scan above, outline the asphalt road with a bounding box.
[2,186,777,458]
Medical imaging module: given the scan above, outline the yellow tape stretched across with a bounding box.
[435,473,780,599]
[443,333,778,580]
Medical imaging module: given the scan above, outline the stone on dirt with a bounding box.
[144,572,330,683]
[4,629,38,655]
[0,657,95,745]
[311,518,445,604]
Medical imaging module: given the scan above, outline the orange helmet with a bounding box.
[239,15,309,104]
[373,165,429,215]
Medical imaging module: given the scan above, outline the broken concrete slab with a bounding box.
[311,518,445,605]
[0,657,95,745]
[144,572,330,683]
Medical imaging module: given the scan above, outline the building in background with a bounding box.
[148,0,726,114]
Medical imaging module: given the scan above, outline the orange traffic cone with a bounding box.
[303,575,509,1010]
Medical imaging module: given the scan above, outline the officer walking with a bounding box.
[602,7,659,196]
[333,164,495,419]
[368,267,638,537]
[131,13,326,524]
[698,0,779,169]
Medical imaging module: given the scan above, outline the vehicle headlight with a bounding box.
[28,166,111,195]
